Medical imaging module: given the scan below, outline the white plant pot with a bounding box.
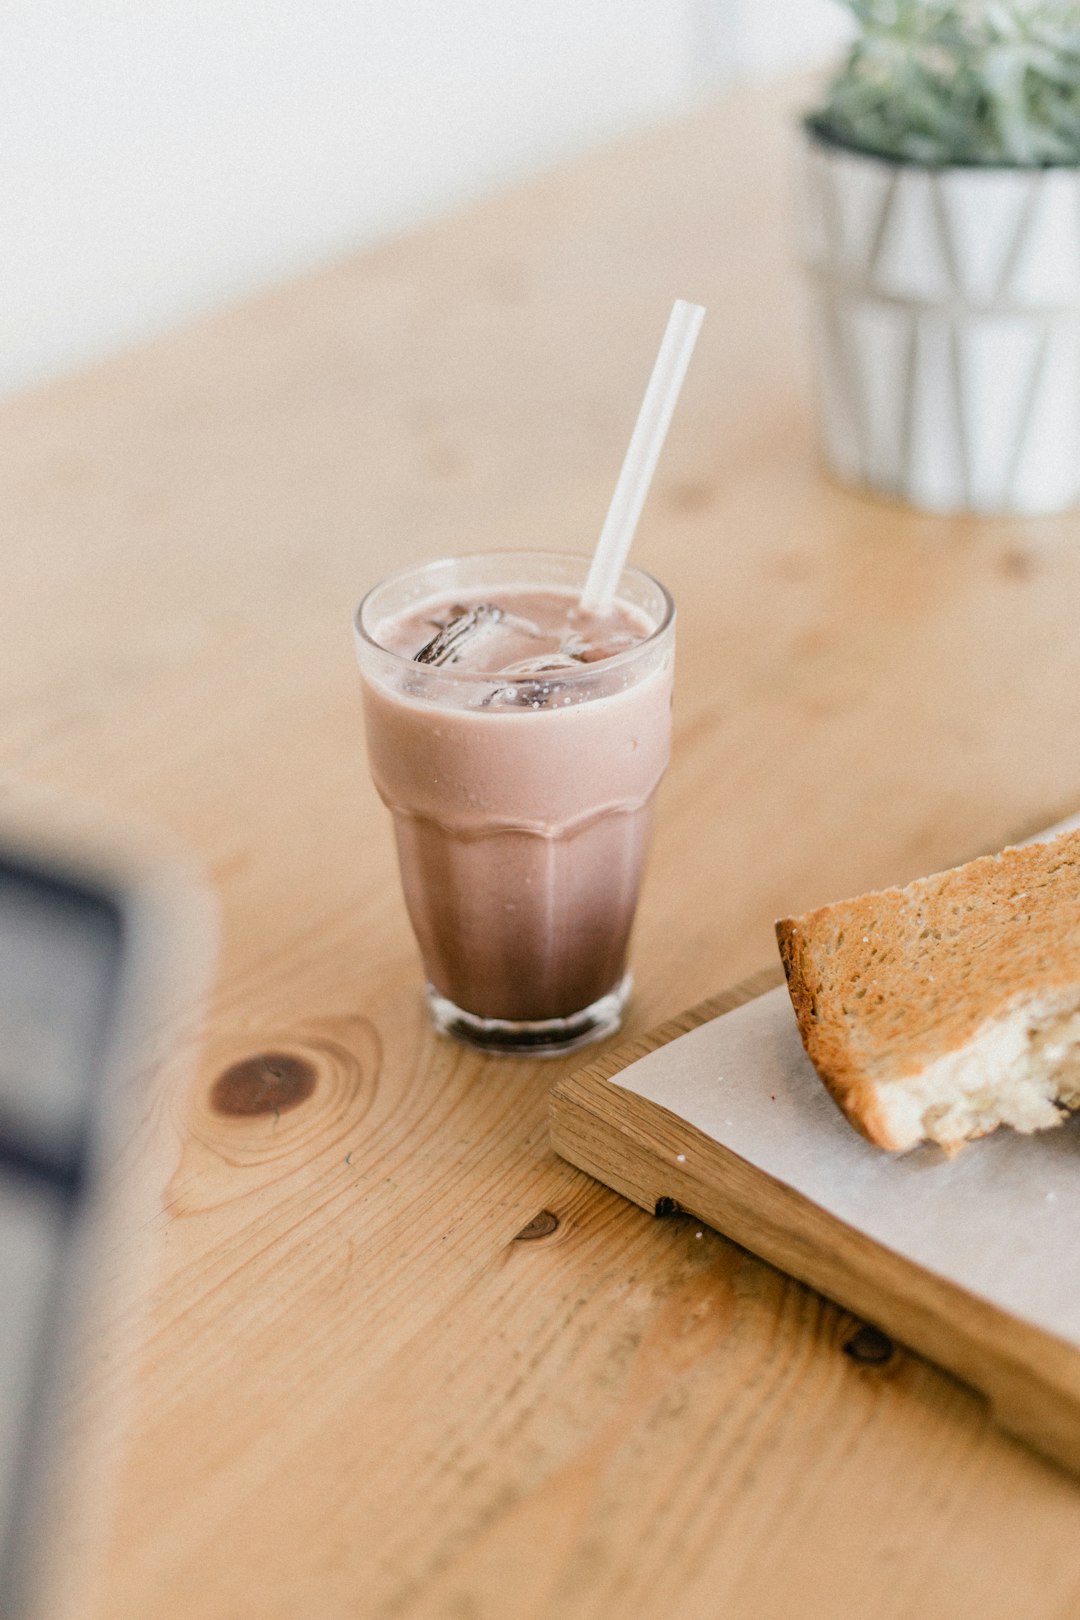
[798,128,1080,515]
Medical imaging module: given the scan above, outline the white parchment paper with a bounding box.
[613,812,1080,1345]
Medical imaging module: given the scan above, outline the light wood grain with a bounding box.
[7,72,1080,1620]
[550,969,1080,1479]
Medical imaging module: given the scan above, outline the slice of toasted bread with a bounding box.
[775,829,1080,1153]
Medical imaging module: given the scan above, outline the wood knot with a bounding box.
[842,1324,894,1366]
[665,479,715,515]
[1000,548,1035,580]
[210,1053,317,1118]
[513,1210,559,1241]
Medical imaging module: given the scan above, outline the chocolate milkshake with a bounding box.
[355,552,674,1054]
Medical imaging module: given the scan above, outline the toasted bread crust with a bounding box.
[775,829,1080,1151]
[776,914,903,1149]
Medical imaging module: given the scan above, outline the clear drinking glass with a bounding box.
[354,551,675,1056]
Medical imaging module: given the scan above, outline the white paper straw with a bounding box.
[580,298,705,613]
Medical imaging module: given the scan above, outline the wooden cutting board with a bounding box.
[549,964,1080,1480]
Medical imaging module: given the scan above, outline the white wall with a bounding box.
[1,0,849,399]
[702,0,851,78]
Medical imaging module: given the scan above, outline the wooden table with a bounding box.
[7,75,1080,1620]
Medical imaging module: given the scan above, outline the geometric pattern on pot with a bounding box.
[802,139,1080,308]
[800,135,1080,514]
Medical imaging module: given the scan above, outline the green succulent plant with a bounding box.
[810,1,1080,166]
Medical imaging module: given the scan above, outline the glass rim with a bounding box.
[354,549,675,686]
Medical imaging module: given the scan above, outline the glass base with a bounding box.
[426,973,632,1058]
